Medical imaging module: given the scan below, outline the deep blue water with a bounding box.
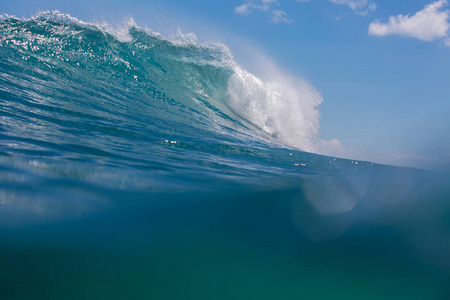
[0,12,449,299]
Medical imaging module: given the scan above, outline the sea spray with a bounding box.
[227,66,322,152]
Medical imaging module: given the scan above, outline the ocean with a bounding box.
[0,11,449,299]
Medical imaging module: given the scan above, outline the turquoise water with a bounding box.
[1,12,449,299]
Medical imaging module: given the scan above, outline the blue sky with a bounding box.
[1,0,449,169]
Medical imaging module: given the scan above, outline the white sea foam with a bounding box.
[226,65,323,152]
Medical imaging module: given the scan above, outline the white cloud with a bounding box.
[316,139,366,163]
[369,0,450,43]
[234,4,254,15]
[368,151,450,170]
[235,0,377,23]
[329,0,377,16]
[445,37,450,46]
[270,9,293,23]
[234,0,292,23]
[316,139,448,170]
[234,0,279,15]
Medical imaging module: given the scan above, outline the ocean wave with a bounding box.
[0,11,322,152]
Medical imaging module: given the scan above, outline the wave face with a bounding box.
[1,12,450,300]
